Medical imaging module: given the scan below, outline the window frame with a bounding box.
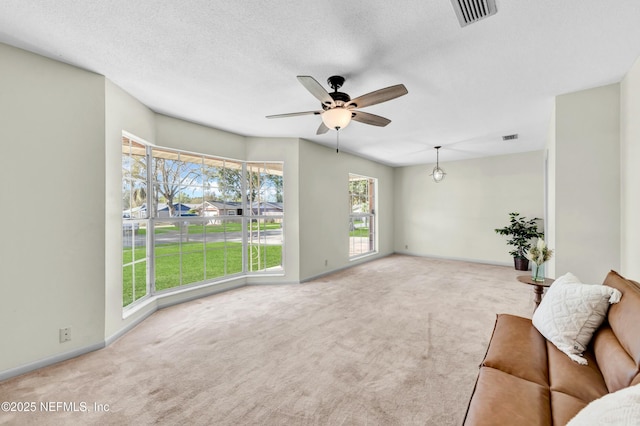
[348,173,377,260]
[122,136,151,307]
[122,134,284,310]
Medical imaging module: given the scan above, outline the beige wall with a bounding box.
[0,43,106,373]
[298,139,396,281]
[620,57,640,280]
[394,151,545,265]
[104,80,156,339]
[552,84,620,283]
[155,114,246,159]
[545,105,557,277]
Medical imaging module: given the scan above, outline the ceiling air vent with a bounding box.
[450,0,497,27]
[502,134,518,141]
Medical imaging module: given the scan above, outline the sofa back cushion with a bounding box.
[593,271,640,392]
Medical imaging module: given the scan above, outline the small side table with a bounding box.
[517,276,555,311]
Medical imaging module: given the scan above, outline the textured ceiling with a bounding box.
[1,1,640,166]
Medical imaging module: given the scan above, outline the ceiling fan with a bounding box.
[266,75,408,135]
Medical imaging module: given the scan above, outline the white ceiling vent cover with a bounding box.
[450,0,497,27]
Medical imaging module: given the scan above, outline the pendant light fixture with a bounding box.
[430,146,446,183]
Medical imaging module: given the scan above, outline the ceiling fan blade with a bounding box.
[316,122,330,135]
[347,84,408,109]
[266,110,321,119]
[297,76,335,108]
[352,111,391,127]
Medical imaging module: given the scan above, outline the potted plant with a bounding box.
[495,212,544,271]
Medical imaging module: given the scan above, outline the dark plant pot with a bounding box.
[514,257,529,271]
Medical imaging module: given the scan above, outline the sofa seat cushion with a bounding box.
[465,367,551,426]
[481,314,548,387]
[550,391,588,426]
[547,341,609,402]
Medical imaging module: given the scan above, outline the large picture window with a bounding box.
[348,174,377,258]
[122,135,284,308]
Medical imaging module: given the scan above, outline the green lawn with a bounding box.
[349,227,370,237]
[123,241,282,306]
[134,221,281,236]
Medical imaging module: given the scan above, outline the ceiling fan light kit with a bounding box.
[431,146,446,183]
[321,107,352,130]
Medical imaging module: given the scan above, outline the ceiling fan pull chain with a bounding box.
[336,128,340,153]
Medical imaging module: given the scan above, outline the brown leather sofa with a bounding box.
[463,271,640,425]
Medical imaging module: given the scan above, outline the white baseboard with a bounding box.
[394,250,512,268]
[301,253,391,283]
[0,342,105,382]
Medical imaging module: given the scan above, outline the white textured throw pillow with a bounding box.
[567,384,640,426]
[532,272,622,365]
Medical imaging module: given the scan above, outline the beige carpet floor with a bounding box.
[0,254,533,425]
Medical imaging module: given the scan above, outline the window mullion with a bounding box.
[241,162,248,274]
[147,144,155,296]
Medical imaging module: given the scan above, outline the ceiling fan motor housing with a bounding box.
[323,91,351,109]
[322,75,351,108]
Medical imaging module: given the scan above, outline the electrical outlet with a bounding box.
[59,327,71,343]
[324,259,328,267]
[405,245,408,250]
